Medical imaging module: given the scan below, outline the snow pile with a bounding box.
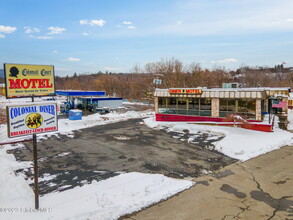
[144,117,293,161]
[0,145,34,209]
[122,101,153,106]
[39,172,193,220]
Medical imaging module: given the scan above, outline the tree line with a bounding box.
[1,58,290,123]
[53,58,293,101]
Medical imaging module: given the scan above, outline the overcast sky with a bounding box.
[1,0,293,76]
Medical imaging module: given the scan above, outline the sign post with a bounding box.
[4,63,57,210]
[31,95,39,209]
[33,133,39,209]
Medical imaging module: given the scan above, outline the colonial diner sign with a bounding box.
[7,103,58,138]
[4,63,55,98]
[169,88,202,95]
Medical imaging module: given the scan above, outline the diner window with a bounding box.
[177,98,187,109]
[188,98,211,116]
[236,99,256,119]
[189,98,199,110]
[158,96,256,119]
[246,100,256,119]
[220,99,228,112]
[188,98,200,115]
[219,99,236,117]
[238,99,248,113]
[163,97,177,114]
[200,98,211,116]
[158,97,167,113]
[158,97,166,108]
[158,97,211,116]
[177,98,188,115]
[167,97,177,109]
[201,98,211,110]
[228,100,236,111]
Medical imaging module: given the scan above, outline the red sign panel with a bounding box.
[169,89,202,94]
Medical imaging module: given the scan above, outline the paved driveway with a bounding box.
[9,118,236,195]
[123,145,293,220]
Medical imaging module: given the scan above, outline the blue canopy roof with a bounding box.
[78,97,122,101]
[56,90,106,96]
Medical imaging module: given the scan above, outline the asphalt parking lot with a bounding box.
[9,118,236,195]
[123,145,293,220]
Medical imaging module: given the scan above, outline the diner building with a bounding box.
[154,87,290,131]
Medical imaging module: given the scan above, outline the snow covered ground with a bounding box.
[1,96,293,219]
[0,149,193,220]
[0,99,194,220]
[144,114,293,161]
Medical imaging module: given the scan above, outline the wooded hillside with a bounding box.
[54,58,293,101]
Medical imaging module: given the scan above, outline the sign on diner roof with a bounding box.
[168,88,202,95]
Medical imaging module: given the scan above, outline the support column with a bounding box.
[256,99,262,121]
[264,99,269,113]
[282,97,288,114]
[154,97,158,113]
[212,98,219,117]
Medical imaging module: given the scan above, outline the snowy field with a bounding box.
[1,96,293,219]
